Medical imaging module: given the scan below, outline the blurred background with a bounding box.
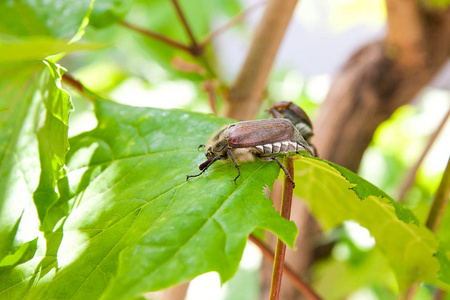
[60,0,450,299]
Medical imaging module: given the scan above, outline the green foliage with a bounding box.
[0,98,297,299]
[293,157,450,290]
[1,0,449,299]
[0,36,104,63]
[313,242,396,300]
[33,61,73,224]
[0,0,93,39]
[90,0,134,28]
[0,59,66,299]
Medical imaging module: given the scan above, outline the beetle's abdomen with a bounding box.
[254,141,301,154]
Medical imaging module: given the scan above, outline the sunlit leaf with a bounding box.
[0,36,104,63]
[32,61,73,224]
[0,59,69,299]
[1,99,296,299]
[293,157,450,289]
[0,0,93,39]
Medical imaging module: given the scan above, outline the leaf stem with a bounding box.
[249,235,322,300]
[119,20,193,54]
[200,1,266,47]
[269,156,294,300]
[170,0,203,55]
[62,73,94,102]
[426,155,450,233]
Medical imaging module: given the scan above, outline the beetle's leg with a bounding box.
[310,144,318,157]
[270,156,295,188]
[197,144,206,151]
[226,149,240,184]
[186,155,220,181]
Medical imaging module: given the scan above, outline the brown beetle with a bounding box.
[268,101,317,156]
[186,118,313,185]
[268,101,314,141]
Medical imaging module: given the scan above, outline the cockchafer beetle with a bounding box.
[268,101,317,156]
[268,101,314,141]
[186,118,313,186]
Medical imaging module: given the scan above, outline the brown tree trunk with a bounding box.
[314,5,450,172]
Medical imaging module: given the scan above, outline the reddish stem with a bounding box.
[170,0,204,56]
[269,156,294,300]
[201,80,217,114]
[62,73,94,102]
[249,235,322,300]
[119,20,193,54]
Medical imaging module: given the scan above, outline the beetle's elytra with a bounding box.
[268,101,314,141]
[268,101,317,156]
[186,118,313,186]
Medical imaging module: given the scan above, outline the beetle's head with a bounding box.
[197,126,230,171]
[199,148,222,171]
[204,126,228,158]
[205,148,215,159]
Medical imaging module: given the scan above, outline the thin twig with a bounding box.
[62,73,94,102]
[426,156,450,233]
[119,20,192,53]
[248,235,322,300]
[201,80,217,114]
[269,156,294,300]
[170,0,198,48]
[200,1,266,47]
[398,109,450,201]
[434,289,446,300]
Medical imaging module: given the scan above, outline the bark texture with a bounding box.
[314,5,450,172]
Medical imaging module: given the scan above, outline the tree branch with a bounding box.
[170,0,200,51]
[313,8,450,172]
[385,0,426,67]
[398,108,450,201]
[223,0,299,120]
[426,156,450,232]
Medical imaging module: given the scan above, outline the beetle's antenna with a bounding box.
[271,156,295,188]
[197,144,206,150]
[226,149,241,183]
[186,156,220,181]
